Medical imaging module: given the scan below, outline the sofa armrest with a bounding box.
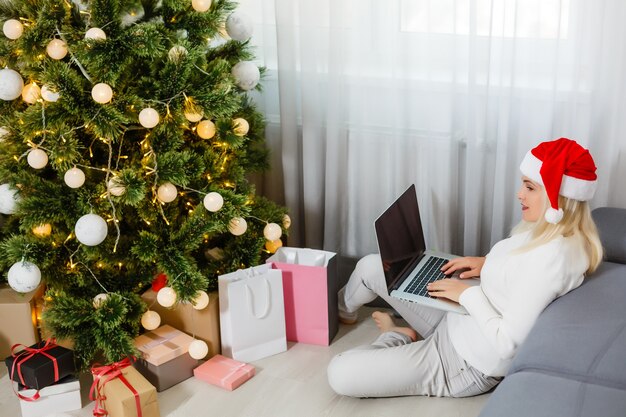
[591,207,626,264]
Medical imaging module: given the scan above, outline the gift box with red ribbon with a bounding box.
[193,354,255,391]
[4,339,76,392]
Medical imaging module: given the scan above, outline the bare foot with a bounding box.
[372,311,418,342]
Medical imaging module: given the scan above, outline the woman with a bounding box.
[327,138,603,398]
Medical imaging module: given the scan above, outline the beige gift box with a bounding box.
[93,365,160,417]
[134,325,194,366]
[0,284,43,359]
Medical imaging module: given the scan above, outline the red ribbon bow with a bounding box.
[10,338,60,402]
[90,357,142,417]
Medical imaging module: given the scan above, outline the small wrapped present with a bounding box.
[193,354,255,391]
[4,339,76,391]
[13,374,90,417]
[91,358,160,417]
[0,284,43,359]
[133,353,199,392]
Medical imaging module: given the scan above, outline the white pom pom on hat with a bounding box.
[519,138,597,224]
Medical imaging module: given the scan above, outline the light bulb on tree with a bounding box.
[21,82,41,104]
[27,148,48,169]
[196,120,216,139]
[93,293,109,308]
[85,27,106,40]
[188,339,209,359]
[3,19,24,40]
[184,110,203,122]
[32,223,52,237]
[141,310,161,330]
[263,223,282,241]
[203,192,224,212]
[192,0,212,12]
[41,85,60,102]
[92,82,113,104]
[0,68,24,101]
[157,182,177,203]
[228,217,247,236]
[139,107,160,128]
[283,214,291,229]
[75,213,108,246]
[46,39,68,60]
[64,167,85,188]
[157,287,177,307]
[232,118,249,136]
[0,183,20,214]
[192,291,210,310]
[8,261,41,293]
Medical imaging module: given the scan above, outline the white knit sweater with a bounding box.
[447,230,588,377]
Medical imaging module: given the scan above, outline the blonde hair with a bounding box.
[511,191,604,275]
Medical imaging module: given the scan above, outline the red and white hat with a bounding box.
[519,138,597,224]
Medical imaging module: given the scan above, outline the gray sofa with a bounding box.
[479,207,626,417]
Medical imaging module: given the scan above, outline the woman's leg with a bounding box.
[340,254,446,337]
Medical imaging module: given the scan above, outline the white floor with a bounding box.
[0,307,490,417]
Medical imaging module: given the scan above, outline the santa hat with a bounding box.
[519,138,597,224]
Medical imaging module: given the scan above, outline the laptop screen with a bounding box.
[374,184,426,291]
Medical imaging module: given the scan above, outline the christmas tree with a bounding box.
[0,0,288,368]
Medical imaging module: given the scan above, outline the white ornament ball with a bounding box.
[139,107,160,128]
[168,45,188,63]
[231,61,260,91]
[32,223,52,237]
[232,118,249,136]
[157,182,177,203]
[8,261,41,293]
[177,29,188,39]
[283,214,291,229]
[203,192,224,212]
[27,148,48,169]
[22,82,41,104]
[157,287,177,307]
[85,27,106,40]
[196,120,216,139]
[0,183,20,214]
[188,339,209,360]
[91,82,113,104]
[228,217,247,236]
[107,177,126,196]
[0,68,24,101]
[192,290,210,310]
[192,0,212,12]
[141,310,161,330]
[93,293,109,308]
[184,110,203,123]
[41,85,60,102]
[46,39,68,60]
[263,222,282,241]
[3,19,24,40]
[64,167,85,188]
[226,12,253,41]
[75,213,108,246]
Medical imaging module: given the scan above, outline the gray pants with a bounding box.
[327,254,501,398]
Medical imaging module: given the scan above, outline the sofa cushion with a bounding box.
[592,207,626,264]
[479,371,626,417]
[507,262,626,388]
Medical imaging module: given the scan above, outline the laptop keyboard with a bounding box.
[404,256,448,298]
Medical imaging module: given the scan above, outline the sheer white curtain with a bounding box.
[241,0,626,258]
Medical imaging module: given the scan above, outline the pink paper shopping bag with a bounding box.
[267,247,338,345]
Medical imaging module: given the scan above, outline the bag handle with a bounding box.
[245,277,271,319]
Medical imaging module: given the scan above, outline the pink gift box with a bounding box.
[193,354,255,391]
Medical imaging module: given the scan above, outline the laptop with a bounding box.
[374,184,479,314]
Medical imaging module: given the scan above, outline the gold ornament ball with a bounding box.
[263,222,282,241]
[27,148,48,169]
[196,120,216,139]
[91,82,113,104]
[157,182,178,203]
[21,82,41,104]
[232,118,249,136]
[192,291,210,310]
[228,217,248,236]
[46,39,68,60]
[139,107,160,128]
[141,310,161,330]
[32,223,52,237]
[265,239,283,254]
[64,167,85,188]
[3,19,24,40]
[157,287,177,307]
[192,0,212,12]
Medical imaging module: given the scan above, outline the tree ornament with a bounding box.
[107,177,126,196]
[138,107,160,128]
[263,223,282,241]
[41,85,60,102]
[0,183,20,214]
[8,261,41,293]
[156,287,177,307]
[192,290,210,310]
[0,68,24,101]
[46,39,68,60]
[196,120,216,139]
[188,339,209,359]
[265,239,283,254]
[231,61,260,91]
[191,0,212,13]
[91,83,113,104]
[168,45,188,63]
[64,167,85,188]
[228,217,247,236]
[184,110,203,122]
[22,82,41,104]
[75,213,108,246]
[32,223,52,237]
[27,148,48,169]
[157,182,177,203]
[141,310,161,330]
[203,192,224,212]
[283,214,291,229]
[0,126,9,139]
[93,293,109,308]
[226,11,253,41]
[151,272,168,292]
[232,118,249,136]
[177,29,188,39]
[3,19,24,40]
[85,27,106,40]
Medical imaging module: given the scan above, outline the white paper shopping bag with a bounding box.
[218,264,287,362]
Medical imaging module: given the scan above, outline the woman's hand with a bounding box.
[441,256,486,279]
[427,279,472,303]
